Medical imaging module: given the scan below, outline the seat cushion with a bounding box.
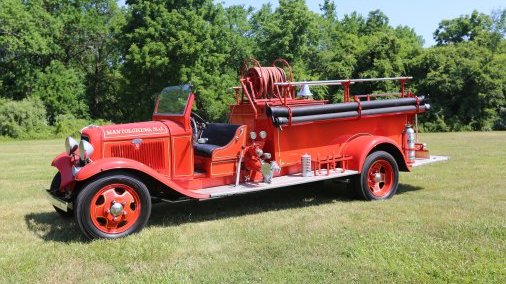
[194,123,241,157]
[193,143,221,157]
[202,123,240,146]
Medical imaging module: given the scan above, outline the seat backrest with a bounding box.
[202,123,241,146]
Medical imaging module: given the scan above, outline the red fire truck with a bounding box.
[47,59,447,239]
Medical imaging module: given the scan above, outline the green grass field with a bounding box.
[0,132,504,283]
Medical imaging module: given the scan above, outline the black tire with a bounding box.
[74,172,151,240]
[353,151,399,200]
[49,173,73,218]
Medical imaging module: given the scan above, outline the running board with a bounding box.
[411,155,449,167]
[191,169,359,198]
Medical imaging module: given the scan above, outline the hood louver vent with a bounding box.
[110,140,167,170]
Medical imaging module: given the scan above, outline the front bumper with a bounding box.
[44,189,73,212]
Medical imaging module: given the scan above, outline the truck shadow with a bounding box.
[148,182,422,228]
[25,182,422,243]
[24,212,85,242]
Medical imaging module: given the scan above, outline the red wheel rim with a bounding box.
[367,159,394,197]
[90,183,141,234]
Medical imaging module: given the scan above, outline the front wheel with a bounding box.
[74,172,151,239]
[353,151,399,200]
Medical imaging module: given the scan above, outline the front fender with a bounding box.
[51,152,76,189]
[341,135,408,173]
[74,157,208,199]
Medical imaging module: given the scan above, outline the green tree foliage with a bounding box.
[0,1,505,138]
[412,42,505,131]
[251,1,320,70]
[0,0,124,123]
[0,0,62,100]
[0,97,49,138]
[120,0,248,121]
[416,9,506,131]
[31,61,89,122]
[434,11,493,45]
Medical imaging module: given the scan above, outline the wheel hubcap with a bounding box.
[110,202,124,217]
[367,159,394,197]
[374,172,383,183]
[90,183,141,234]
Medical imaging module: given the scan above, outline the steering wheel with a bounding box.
[190,112,207,142]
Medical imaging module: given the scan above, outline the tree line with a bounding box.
[0,0,505,138]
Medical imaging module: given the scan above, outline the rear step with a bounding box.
[191,168,359,198]
[411,155,449,167]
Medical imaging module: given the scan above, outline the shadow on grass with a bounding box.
[24,212,86,243]
[25,181,423,242]
[148,181,355,228]
[396,183,423,195]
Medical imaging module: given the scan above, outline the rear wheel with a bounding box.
[74,172,151,239]
[353,151,399,200]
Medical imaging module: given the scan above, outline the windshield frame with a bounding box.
[153,84,192,116]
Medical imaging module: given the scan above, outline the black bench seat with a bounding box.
[193,123,241,157]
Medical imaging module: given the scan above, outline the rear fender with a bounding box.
[342,136,408,173]
[74,157,208,199]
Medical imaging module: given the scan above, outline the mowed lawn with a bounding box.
[0,132,504,283]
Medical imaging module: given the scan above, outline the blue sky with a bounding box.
[119,0,504,47]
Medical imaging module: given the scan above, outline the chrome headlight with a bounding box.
[65,136,79,155]
[249,131,257,140]
[79,140,94,161]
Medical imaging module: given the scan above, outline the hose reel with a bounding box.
[240,58,293,100]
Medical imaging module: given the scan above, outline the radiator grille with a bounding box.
[110,140,167,170]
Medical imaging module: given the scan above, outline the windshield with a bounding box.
[155,84,191,115]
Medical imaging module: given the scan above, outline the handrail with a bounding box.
[239,78,258,118]
[273,76,412,87]
[354,93,405,101]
